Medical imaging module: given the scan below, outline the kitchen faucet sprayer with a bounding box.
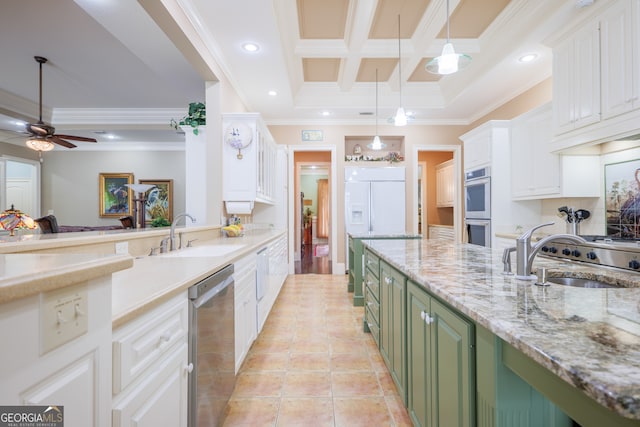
[515,222,587,279]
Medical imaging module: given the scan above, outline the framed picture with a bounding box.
[99,173,133,217]
[139,179,173,223]
[301,130,323,142]
[605,158,640,238]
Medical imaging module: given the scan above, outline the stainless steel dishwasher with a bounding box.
[188,264,235,427]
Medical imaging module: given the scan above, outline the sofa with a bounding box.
[34,215,130,234]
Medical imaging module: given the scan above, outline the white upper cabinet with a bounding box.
[436,160,455,208]
[512,103,600,200]
[223,113,277,211]
[511,104,561,199]
[462,129,492,171]
[601,0,640,120]
[552,19,601,135]
[551,0,640,150]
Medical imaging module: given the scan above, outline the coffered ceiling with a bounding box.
[0,0,596,150]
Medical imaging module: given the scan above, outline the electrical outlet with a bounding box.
[40,283,88,354]
[115,241,129,255]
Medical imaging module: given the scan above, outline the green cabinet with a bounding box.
[348,235,421,306]
[380,260,407,405]
[407,280,476,427]
[363,248,380,345]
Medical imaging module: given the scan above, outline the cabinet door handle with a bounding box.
[367,302,374,307]
[184,363,194,374]
[384,276,392,285]
[420,311,434,325]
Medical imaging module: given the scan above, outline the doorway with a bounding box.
[0,156,41,218]
[414,145,461,242]
[289,147,337,274]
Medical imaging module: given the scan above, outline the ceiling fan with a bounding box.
[22,56,97,151]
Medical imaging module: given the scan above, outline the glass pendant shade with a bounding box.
[426,43,472,75]
[25,137,54,152]
[394,107,408,126]
[367,135,386,150]
[425,0,472,75]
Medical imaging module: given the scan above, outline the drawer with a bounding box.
[365,250,379,278]
[364,269,379,301]
[112,293,188,394]
[365,288,379,324]
[365,306,379,346]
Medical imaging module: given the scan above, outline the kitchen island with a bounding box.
[363,238,640,427]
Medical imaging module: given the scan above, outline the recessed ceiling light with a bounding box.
[13,120,25,127]
[322,111,331,116]
[242,43,260,52]
[519,53,538,63]
[268,90,277,96]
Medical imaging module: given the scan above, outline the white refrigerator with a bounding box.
[344,166,406,237]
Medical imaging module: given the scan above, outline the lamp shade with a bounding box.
[25,137,55,152]
[0,204,37,236]
[125,183,156,194]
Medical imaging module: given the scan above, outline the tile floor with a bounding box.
[222,274,412,426]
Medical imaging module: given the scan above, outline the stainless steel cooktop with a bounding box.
[539,237,640,273]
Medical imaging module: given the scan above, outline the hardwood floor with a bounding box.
[294,243,332,274]
[222,274,412,426]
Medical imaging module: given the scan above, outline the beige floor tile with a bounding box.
[221,274,410,426]
[276,398,334,426]
[288,352,330,371]
[222,398,279,427]
[333,397,392,427]
[233,372,285,397]
[282,372,332,397]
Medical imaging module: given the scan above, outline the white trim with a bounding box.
[288,144,341,275]
[412,144,462,243]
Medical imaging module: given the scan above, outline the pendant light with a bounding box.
[367,69,386,150]
[425,0,472,75]
[394,14,407,126]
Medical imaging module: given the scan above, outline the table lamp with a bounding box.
[0,204,37,236]
[125,184,156,229]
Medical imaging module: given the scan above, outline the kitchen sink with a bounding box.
[546,276,617,289]
[160,243,246,257]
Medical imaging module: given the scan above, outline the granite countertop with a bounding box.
[363,239,640,420]
[111,229,286,328]
[348,232,422,239]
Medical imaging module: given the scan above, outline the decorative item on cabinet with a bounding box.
[170,102,205,135]
[224,122,253,159]
[222,113,277,213]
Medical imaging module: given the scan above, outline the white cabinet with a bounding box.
[234,252,257,373]
[511,104,560,199]
[112,292,189,427]
[223,113,277,212]
[552,18,601,135]
[435,159,454,208]
[512,103,601,200]
[258,234,288,331]
[462,127,494,170]
[0,279,112,427]
[601,0,640,120]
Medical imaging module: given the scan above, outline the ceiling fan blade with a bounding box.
[50,136,77,148]
[55,134,97,143]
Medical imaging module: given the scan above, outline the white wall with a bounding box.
[41,150,185,226]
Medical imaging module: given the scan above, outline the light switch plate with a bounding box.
[40,283,88,355]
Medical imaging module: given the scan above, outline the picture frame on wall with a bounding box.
[99,173,133,217]
[139,179,173,223]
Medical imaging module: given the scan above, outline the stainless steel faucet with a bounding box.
[502,246,516,275]
[170,213,196,251]
[515,222,586,279]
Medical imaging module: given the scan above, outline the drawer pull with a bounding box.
[184,363,194,374]
[367,302,374,307]
[384,276,392,285]
[158,330,172,348]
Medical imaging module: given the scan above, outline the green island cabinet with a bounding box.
[407,279,475,427]
[362,246,635,427]
[348,234,421,306]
